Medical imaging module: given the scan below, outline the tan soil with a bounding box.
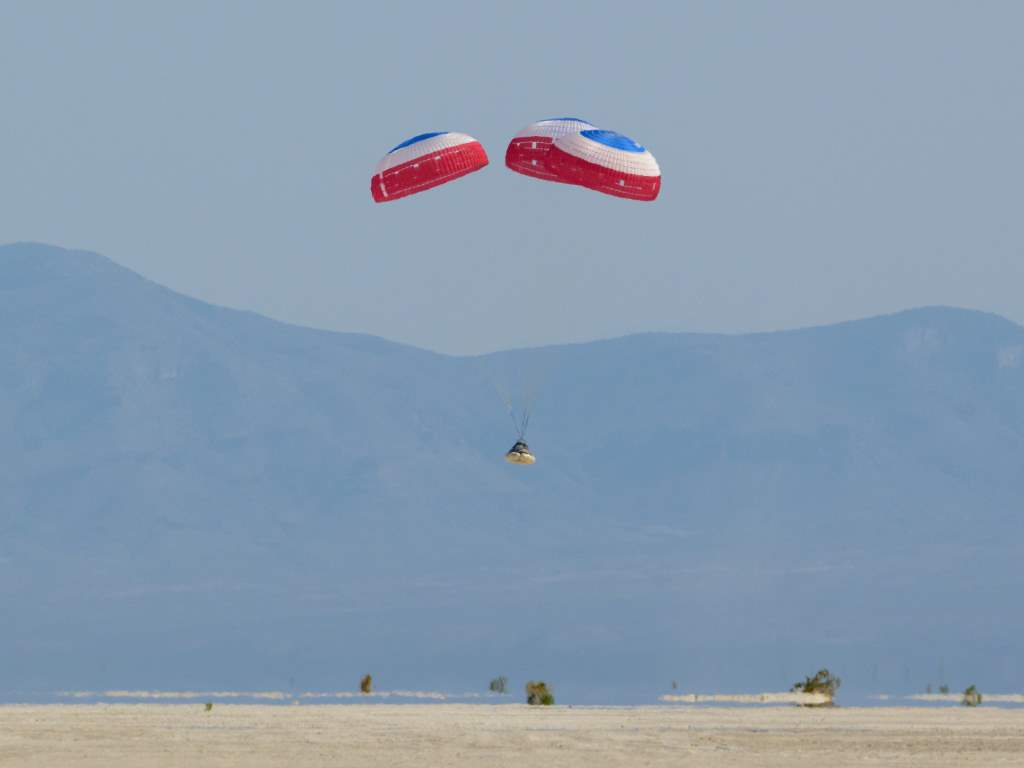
[1,704,1022,767]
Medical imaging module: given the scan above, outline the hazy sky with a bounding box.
[1,1,1022,354]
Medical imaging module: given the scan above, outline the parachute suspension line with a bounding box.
[505,405,531,440]
[490,370,520,436]
[491,373,514,415]
[508,408,524,439]
[485,356,536,441]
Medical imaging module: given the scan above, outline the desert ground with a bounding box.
[1,703,1022,767]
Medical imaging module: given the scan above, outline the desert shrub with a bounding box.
[791,668,841,706]
[204,701,213,712]
[526,681,554,706]
[360,674,373,694]
[962,685,982,707]
[489,676,508,694]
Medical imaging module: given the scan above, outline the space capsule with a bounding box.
[505,440,536,465]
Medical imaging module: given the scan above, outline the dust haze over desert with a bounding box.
[1,1,1022,766]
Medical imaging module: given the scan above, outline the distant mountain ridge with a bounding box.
[2,242,1022,701]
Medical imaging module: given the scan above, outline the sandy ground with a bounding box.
[1,704,1022,767]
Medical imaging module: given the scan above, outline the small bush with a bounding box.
[962,685,982,707]
[489,676,508,694]
[939,684,950,694]
[204,701,213,712]
[360,674,373,694]
[526,680,554,706]
[791,668,841,706]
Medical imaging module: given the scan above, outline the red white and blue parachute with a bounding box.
[371,132,488,203]
[505,118,596,183]
[546,129,661,201]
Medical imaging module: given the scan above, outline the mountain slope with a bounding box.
[2,243,1022,700]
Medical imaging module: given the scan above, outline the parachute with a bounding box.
[371,132,488,203]
[545,129,661,201]
[505,118,596,183]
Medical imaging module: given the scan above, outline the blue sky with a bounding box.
[1,1,1022,353]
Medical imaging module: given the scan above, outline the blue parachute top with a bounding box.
[580,129,646,153]
[389,132,448,154]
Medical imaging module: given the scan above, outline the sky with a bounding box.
[1,1,1022,355]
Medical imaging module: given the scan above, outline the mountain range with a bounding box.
[2,242,1022,701]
